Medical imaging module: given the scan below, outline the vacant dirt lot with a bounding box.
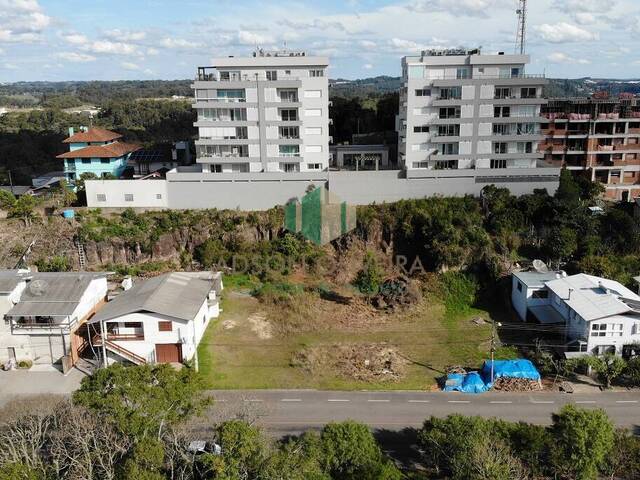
[198,283,494,390]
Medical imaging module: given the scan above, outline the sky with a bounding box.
[0,0,639,82]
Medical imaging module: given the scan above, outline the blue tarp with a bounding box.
[443,371,488,394]
[480,359,541,383]
[442,359,541,394]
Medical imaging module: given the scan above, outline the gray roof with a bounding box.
[0,186,31,196]
[544,274,635,321]
[6,272,107,317]
[0,271,23,294]
[90,272,217,324]
[512,271,559,287]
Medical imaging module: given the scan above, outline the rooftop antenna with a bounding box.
[515,0,527,55]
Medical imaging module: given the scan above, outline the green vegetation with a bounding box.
[34,255,71,272]
[354,252,384,295]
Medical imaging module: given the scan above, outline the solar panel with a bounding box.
[129,150,165,163]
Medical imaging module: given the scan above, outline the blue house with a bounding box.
[57,127,139,182]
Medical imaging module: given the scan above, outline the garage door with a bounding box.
[155,343,182,363]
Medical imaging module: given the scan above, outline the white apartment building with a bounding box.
[192,49,330,174]
[397,48,547,171]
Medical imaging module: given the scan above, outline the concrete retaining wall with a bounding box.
[86,168,560,210]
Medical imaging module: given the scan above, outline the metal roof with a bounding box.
[544,274,637,322]
[6,272,108,317]
[89,272,219,324]
[512,271,559,287]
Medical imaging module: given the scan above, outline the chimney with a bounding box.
[68,127,74,137]
[568,288,573,300]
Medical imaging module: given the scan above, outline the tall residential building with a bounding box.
[540,96,640,201]
[192,50,330,174]
[397,48,547,172]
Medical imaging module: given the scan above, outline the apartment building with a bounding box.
[540,96,640,201]
[397,48,547,172]
[192,49,330,174]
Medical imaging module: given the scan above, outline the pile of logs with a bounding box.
[492,377,542,392]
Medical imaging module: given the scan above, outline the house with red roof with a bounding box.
[57,127,140,182]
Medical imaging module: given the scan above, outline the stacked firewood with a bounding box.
[492,377,542,392]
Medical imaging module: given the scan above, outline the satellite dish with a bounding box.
[533,259,549,273]
[28,279,48,296]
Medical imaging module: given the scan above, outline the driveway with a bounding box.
[0,367,85,408]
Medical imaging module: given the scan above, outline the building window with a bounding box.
[517,142,533,154]
[81,158,91,164]
[517,281,522,292]
[211,164,222,173]
[439,107,460,119]
[434,160,457,170]
[279,145,300,157]
[100,159,111,164]
[494,142,508,154]
[309,69,324,77]
[591,323,623,337]
[96,194,106,202]
[280,109,298,121]
[437,124,460,137]
[521,87,537,99]
[415,89,431,96]
[156,194,162,200]
[266,70,277,81]
[307,163,322,170]
[158,321,172,332]
[494,106,511,118]
[413,125,429,133]
[278,89,298,102]
[495,87,512,99]
[279,126,299,139]
[441,143,459,155]
[280,163,299,172]
[124,194,134,202]
[439,87,461,100]
[412,162,429,169]
[456,67,471,79]
[490,159,507,169]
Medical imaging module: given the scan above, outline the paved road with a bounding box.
[209,390,640,435]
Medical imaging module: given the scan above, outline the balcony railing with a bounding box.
[429,73,545,81]
[195,97,246,103]
[196,72,302,82]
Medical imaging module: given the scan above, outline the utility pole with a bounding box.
[489,320,502,384]
[515,0,527,55]
[193,326,199,373]
[8,169,14,195]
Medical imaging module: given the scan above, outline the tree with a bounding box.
[627,356,640,386]
[53,179,76,207]
[261,432,329,480]
[9,195,38,226]
[214,420,267,479]
[354,252,383,295]
[585,353,626,389]
[544,226,577,267]
[0,189,16,211]
[551,404,614,480]
[320,421,400,480]
[0,462,41,480]
[72,363,207,440]
[120,439,165,480]
[601,429,640,480]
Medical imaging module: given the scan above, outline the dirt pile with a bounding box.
[491,377,542,392]
[292,343,408,382]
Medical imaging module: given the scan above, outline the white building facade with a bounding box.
[193,50,330,174]
[398,48,547,172]
[512,271,640,358]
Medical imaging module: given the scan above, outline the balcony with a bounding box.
[196,68,302,82]
[195,97,246,103]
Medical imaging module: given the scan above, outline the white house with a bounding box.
[512,271,640,358]
[88,272,223,366]
[2,271,109,370]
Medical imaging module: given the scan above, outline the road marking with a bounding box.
[575,401,596,404]
[448,400,470,404]
[408,399,430,403]
[245,399,263,403]
[530,400,554,404]
[328,399,350,402]
[615,400,638,404]
[281,398,302,402]
[367,399,390,403]
[490,401,513,404]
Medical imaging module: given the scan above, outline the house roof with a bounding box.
[63,127,122,144]
[6,272,108,317]
[56,142,140,159]
[512,271,560,288]
[0,186,32,196]
[544,273,638,322]
[89,272,218,324]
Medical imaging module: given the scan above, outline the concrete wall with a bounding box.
[86,179,169,208]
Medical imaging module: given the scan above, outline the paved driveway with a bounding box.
[0,368,85,408]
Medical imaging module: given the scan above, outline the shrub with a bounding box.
[17,360,32,369]
[35,256,70,272]
[354,252,383,295]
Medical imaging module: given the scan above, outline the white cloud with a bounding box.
[0,0,50,43]
[62,33,88,45]
[547,52,591,64]
[237,30,274,46]
[363,63,373,70]
[359,40,377,49]
[103,29,146,42]
[159,37,202,50]
[409,0,508,18]
[387,37,445,53]
[121,61,141,70]
[146,47,159,56]
[3,62,18,69]
[56,52,96,62]
[82,40,139,56]
[534,22,599,43]
[574,12,597,25]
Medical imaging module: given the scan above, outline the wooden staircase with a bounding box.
[75,238,86,270]
[93,335,147,365]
